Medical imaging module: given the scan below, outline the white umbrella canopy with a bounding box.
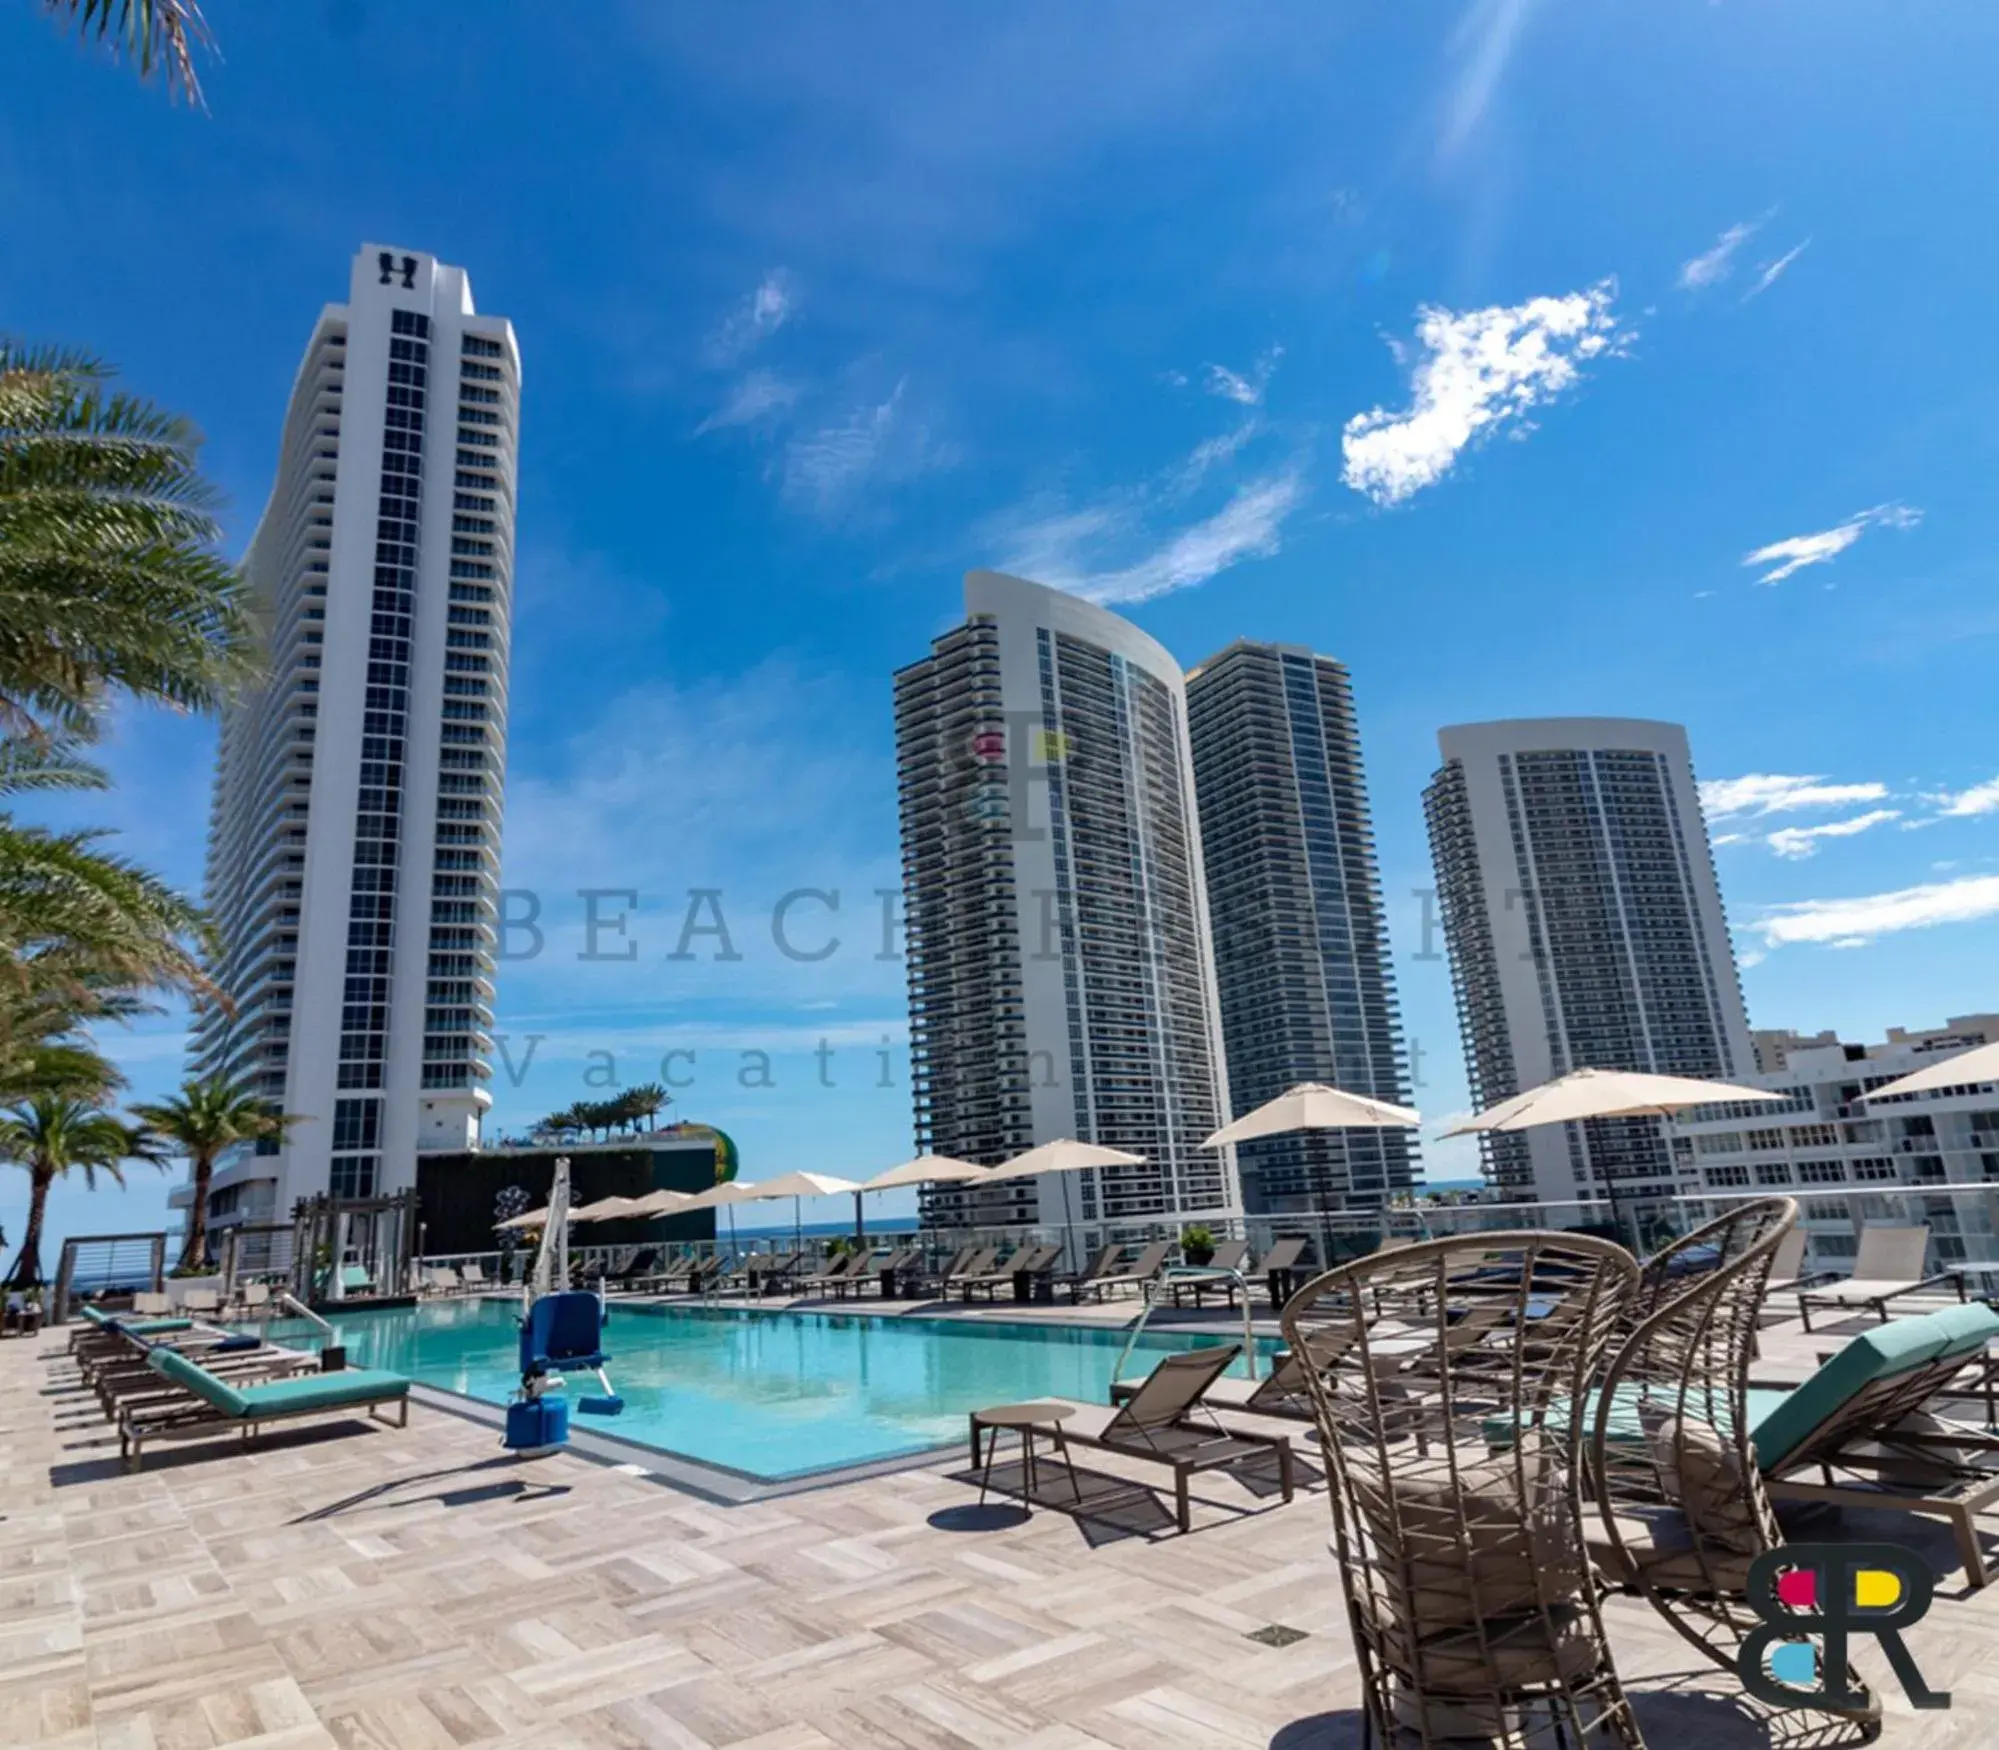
[1860,1040,1999,1104]
[1443,1067,1786,1135]
[745,1171,865,1200]
[675,1179,767,1212]
[1204,1082,1421,1148]
[496,1206,549,1231]
[981,1139,1146,1183]
[859,1154,991,1192]
[629,1188,696,1218]
[568,1195,648,1223]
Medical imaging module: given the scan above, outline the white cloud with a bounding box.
[1932,777,1999,819]
[1743,503,1921,584]
[706,269,795,365]
[695,368,801,434]
[993,427,1306,607]
[1765,809,1901,860]
[779,379,949,515]
[1750,874,1999,949]
[1742,238,1810,302]
[1078,470,1306,605]
[1678,219,1760,290]
[1204,348,1283,407]
[1699,773,1890,819]
[1340,281,1623,506]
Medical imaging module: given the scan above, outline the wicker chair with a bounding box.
[1589,1197,1881,1746]
[1282,1233,1644,1749]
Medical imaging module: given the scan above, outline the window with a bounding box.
[1797,1160,1845,1183]
[462,333,504,357]
[1704,1165,1750,1188]
[1790,1122,1839,1148]
[1745,1128,1787,1151]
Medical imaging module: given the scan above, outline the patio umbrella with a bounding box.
[568,1195,649,1223]
[630,1188,696,1217]
[1860,1039,1999,1103]
[1203,1082,1421,1147]
[681,1172,865,1251]
[496,1206,549,1231]
[855,1155,993,1246]
[982,1140,1147,1271]
[1442,1067,1787,1134]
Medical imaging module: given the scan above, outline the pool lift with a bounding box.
[502,1157,624,1456]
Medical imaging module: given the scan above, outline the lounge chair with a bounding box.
[1755,1300,1999,1585]
[597,1248,660,1293]
[638,1254,694,1293]
[337,1264,375,1299]
[94,1337,317,1415]
[754,1252,804,1296]
[1111,1336,1325,1420]
[229,1281,274,1317]
[424,1267,461,1297]
[955,1243,1063,1303]
[1257,1236,1310,1308]
[120,1346,410,1471]
[684,1253,728,1294]
[181,1288,222,1317]
[460,1262,489,1292]
[1796,1224,1962,1329]
[835,1247,914,1298]
[1043,1345,1294,1532]
[133,1291,172,1316]
[798,1252,866,1294]
[916,1245,993,1298]
[70,1312,198,1367]
[1057,1245,1124,1302]
[1072,1240,1170,1303]
[1167,1239,1251,1307]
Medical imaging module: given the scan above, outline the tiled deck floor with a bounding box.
[4,1312,1996,1749]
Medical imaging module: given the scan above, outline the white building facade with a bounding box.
[182,245,517,1240]
[1671,1016,1999,1267]
[1423,718,1754,1205]
[893,571,1239,1230]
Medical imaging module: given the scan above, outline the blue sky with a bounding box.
[4,1,1997,1253]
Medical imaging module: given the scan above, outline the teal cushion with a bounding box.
[82,1305,113,1326]
[148,1345,250,1416]
[114,1317,193,1336]
[1925,1300,1999,1358]
[1750,1311,1960,1469]
[232,1368,408,1414]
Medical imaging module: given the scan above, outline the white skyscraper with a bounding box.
[893,571,1239,1230]
[1423,718,1753,1205]
[182,245,517,1241]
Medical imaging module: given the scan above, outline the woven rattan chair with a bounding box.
[1590,1197,1881,1746]
[1282,1233,1644,1749]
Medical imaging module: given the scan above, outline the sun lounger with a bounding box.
[1071,1241,1170,1303]
[119,1346,411,1471]
[1257,1237,1310,1308]
[460,1262,489,1292]
[180,1288,222,1316]
[955,1243,1063,1302]
[424,1267,461,1296]
[1167,1239,1251,1307]
[95,1340,318,1415]
[916,1245,993,1298]
[133,1292,171,1316]
[337,1264,375,1299]
[1056,1245,1123,1301]
[854,1246,922,1297]
[1043,1345,1294,1532]
[1753,1300,1999,1584]
[636,1254,694,1292]
[1796,1225,1962,1329]
[798,1252,866,1293]
[596,1248,661,1293]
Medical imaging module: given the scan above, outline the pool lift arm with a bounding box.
[504,1156,624,1456]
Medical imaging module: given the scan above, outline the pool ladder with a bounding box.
[1110,1265,1260,1392]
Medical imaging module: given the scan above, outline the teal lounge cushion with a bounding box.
[82,1305,113,1326]
[1750,1308,1973,1470]
[1924,1300,1999,1357]
[146,1347,407,1419]
[112,1317,193,1336]
[232,1368,407,1414]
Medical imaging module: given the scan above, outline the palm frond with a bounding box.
[38,0,214,106]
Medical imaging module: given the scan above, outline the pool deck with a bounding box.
[6,1303,1998,1748]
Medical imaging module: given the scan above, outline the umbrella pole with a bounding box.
[854,1190,865,1248]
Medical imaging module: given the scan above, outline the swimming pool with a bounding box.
[266,1297,1263,1480]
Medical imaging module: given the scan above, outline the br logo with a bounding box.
[1738,1545,1950,1711]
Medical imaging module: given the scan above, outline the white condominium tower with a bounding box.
[1186,642,1416,1214]
[185,245,517,1238]
[893,571,1239,1230]
[1422,718,1753,1205]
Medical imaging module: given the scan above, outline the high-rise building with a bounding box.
[1422,718,1753,1204]
[1671,1015,1999,1266]
[1185,641,1416,1213]
[180,245,517,1245]
[893,570,1238,1230]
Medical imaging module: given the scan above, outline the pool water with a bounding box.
[263,1297,1264,1480]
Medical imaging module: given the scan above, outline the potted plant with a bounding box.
[1180,1223,1217,1267]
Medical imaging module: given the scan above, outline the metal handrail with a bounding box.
[276,1292,334,1338]
[1111,1264,1258,1390]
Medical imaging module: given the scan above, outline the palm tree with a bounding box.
[624,1082,669,1131]
[0,343,254,741]
[130,1076,300,1273]
[35,1,213,104]
[0,1092,150,1287]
